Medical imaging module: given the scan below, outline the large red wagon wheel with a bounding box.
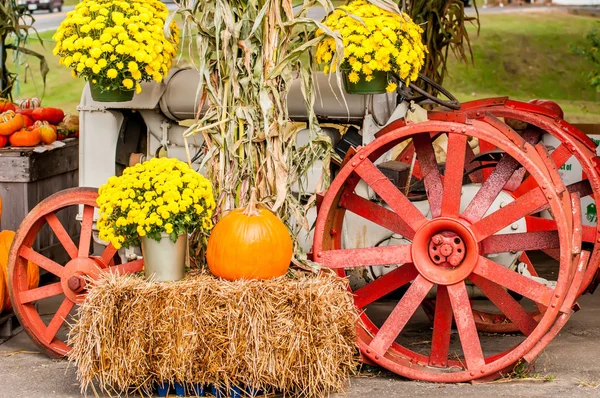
[391,99,600,334]
[7,187,144,358]
[313,118,583,382]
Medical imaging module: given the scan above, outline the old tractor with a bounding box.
[6,67,600,382]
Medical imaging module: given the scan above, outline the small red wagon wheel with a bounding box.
[313,118,582,382]
[8,187,144,358]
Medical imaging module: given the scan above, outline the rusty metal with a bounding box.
[313,118,580,382]
[7,187,145,358]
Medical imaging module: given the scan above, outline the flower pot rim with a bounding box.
[141,232,187,239]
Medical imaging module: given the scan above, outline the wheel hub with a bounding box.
[60,257,102,303]
[429,232,466,267]
[411,218,479,285]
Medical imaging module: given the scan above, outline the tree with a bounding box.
[0,0,47,100]
[408,0,479,90]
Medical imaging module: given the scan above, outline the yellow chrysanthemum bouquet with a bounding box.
[96,158,216,250]
[52,0,179,102]
[316,0,427,94]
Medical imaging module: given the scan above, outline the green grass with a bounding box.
[64,0,79,6]
[444,11,600,123]
[7,30,85,114]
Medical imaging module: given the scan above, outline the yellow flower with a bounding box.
[107,69,118,79]
[122,79,134,89]
[348,71,360,83]
[386,82,398,93]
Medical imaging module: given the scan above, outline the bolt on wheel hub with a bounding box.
[429,232,466,267]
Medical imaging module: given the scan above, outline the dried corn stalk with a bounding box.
[176,0,347,267]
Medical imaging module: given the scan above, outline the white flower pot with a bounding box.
[140,233,187,282]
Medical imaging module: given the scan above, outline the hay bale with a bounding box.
[68,272,359,397]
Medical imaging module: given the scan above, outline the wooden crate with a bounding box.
[0,139,79,263]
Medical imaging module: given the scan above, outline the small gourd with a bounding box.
[207,189,293,280]
[0,111,24,136]
[10,127,41,147]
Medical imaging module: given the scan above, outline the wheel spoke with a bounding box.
[108,259,144,275]
[469,274,538,336]
[512,143,572,198]
[19,247,65,277]
[464,141,483,183]
[471,187,546,242]
[98,243,118,268]
[340,193,414,238]
[441,134,467,217]
[354,264,418,308]
[525,216,596,243]
[462,154,521,223]
[43,297,74,344]
[19,282,64,304]
[321,244,412,269]
[370,275,433,355]
[45,213,78,259]
[78,205,95,258]
[354,159,427,238]
[429,285,453,367]
[473,256,554,307]
[481,231,559,254]
[447,282,485,371]
[413,133,444,218]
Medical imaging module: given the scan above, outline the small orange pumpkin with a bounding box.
[207,189,293,280]
[0,111,24,136]
[0,136,7,148]
[10,127,41,147]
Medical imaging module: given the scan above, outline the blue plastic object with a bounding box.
[156,382,169,397]
[210,384,224,398]
[230,385,242,398]
[174,382,185,397]
[191,383,206,396]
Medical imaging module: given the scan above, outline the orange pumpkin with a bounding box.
[0,111,24,136]
[0,200,39,311]
[0,262,4,313]
[10,127,41,147]
[0,136,7,148]
[206,189,293,280]
[0,230,40,311]
[0,99,16,113]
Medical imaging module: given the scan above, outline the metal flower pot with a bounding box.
[140,233,187,282]
[90,82,134,102]
[343,70,388,95]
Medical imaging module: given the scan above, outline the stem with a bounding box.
[242,188,259,216]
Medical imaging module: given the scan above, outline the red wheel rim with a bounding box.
[313,119,580,382]
[7,187,144,358]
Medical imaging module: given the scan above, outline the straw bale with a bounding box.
[68,272,359,397]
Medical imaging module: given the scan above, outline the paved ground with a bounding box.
[1,292,600,397]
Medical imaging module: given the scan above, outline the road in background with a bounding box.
[32,4,178,33]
